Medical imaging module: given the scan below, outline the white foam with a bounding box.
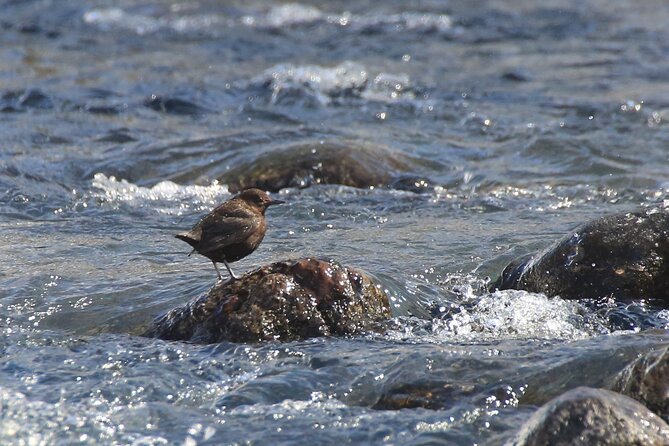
[83,5,452,35]
[443,290,606,340]
[351,12,453,32]
[361,73,415,102]
[254,61,416,105]
[264,4,324,27]
[400,290,607,343]
[83,7,227,35]
[256,5,453,32]
[84,8,163,34]
[257,61,368,106]
[91,173,229,215]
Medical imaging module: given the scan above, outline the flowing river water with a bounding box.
[2,0,669,444]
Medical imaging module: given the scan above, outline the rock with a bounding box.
[509,387,669,446]
[218,142,431,193]
[365,350,479,410]
[492,211,669,302]
[143,95,211,115]
[611,346,669,418]
[95,129,137,143]
[1,89,54,112]
[144,258,391,343]
[389,175,435,194]
[501,70,529,82]
[372,380,477,410]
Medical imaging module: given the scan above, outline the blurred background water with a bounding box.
[2,0,669,444]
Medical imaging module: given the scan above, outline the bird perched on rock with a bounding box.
[175,188,284,282]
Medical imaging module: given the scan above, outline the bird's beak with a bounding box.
[268,199,285,206]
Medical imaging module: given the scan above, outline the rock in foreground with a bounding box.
[612,346,669,418]
[510,387,669,446]
[492,211,669,303]
[145,258,391,343]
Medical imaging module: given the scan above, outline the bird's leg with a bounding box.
[223,259,239,281]
[212,261,223,281]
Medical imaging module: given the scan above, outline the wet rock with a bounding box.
[501,70,529,82]
[219,141,429,193]
[143,95,211,115]
[356,349,480,410]
[372,380,477,410]
[1,89,54,112]
[389,175,435,194]
[510,387,669,446]
[83,104,126,115]
[31,132,69,145]
[95,129,137,143]
[611,346,669,418]
[18,23,60,38]
[492,211,669,302]
[144,258,391,343]
[77,89,127,115]
[15,89,54,109]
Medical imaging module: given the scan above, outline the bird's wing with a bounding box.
[196,212,261,255]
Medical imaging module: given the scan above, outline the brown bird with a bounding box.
[175,188,284,282]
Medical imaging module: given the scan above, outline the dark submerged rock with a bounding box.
[95,129,137,143]
[509,387,669,446]
[372,380,477,410]
[492,211,669,302]
[143,95,211,115]
[501,70,529,82]
[84,104,126,115]
[219,142,430,193]
[389,175,435,194]
[611,346,669,418]
[1,89,54,112]
[145,258,391,343]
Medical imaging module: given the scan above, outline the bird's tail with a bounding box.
[175,232,199,255]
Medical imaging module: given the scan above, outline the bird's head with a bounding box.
[237,188,285,213]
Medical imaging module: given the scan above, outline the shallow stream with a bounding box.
[2,1,669,444]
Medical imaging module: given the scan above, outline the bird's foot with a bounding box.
[217,275,237,285]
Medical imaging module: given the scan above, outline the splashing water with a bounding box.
[254,62,368,106]
[91,173,229,215]
[427,290,610,342]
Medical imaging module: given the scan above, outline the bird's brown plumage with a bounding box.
[175,188,284,281]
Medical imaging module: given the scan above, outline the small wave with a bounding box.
[82,7,228,35]
[259,3,324,28]
[91,173,229,215]
[0,386,170,445]
[251,4,453,33]
[484,184,623,211]
[251,62,416,106]
[83,4,453,36]
[346,11,453,33]
[253,61,367,106]
[361,73,415,102]
[431,183,669,212]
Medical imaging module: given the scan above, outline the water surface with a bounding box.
[2,0,669,444]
